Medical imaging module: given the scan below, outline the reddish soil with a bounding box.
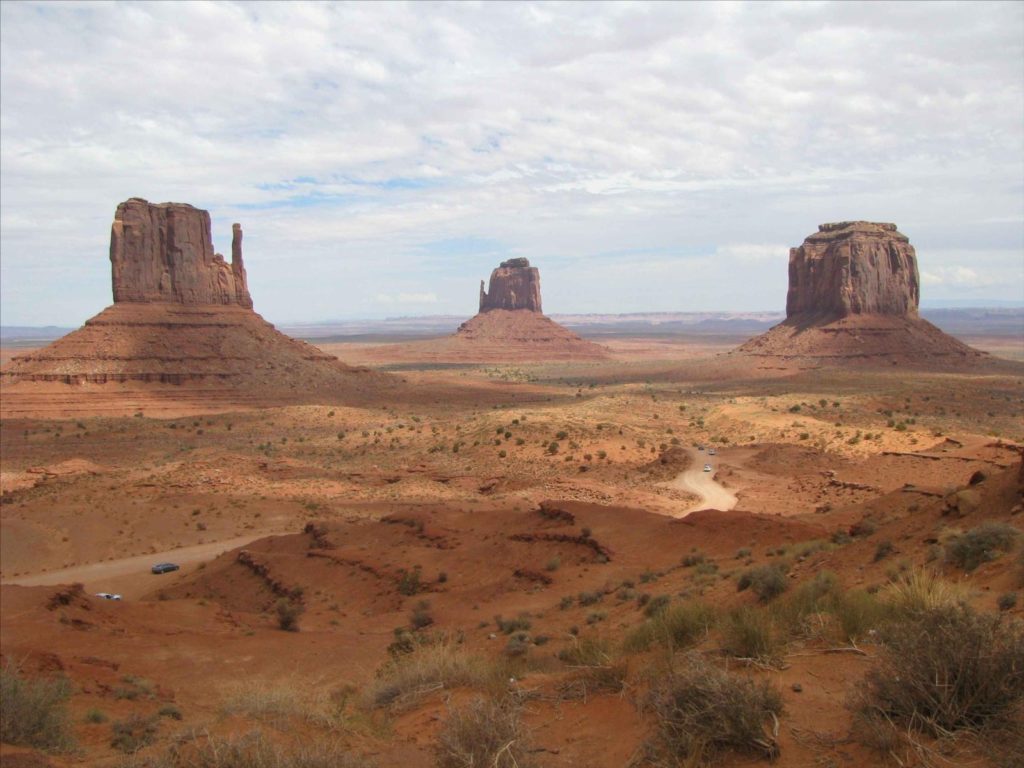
[2,332,1023,767]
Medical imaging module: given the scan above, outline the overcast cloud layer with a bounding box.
[2,1,1022,326]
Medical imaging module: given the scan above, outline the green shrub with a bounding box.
[736,563,789,603]
[85,708,108,724]
[624,602,715,653]
[720,607,781,662]
[410,600,434,630]
[648,652,783,764]
[945,523,1019,572]
[494,613,531,634]
[643,594,671,617]
[0,665,75,751]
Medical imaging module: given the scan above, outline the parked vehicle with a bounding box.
[95,592,122,600]
[151,562,180,574]
[708,448,717,455]
[703,464,712,472]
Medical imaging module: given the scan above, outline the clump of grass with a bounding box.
[84,708,108,724]
[220,680,349,729]
[647,652,783,765]
[362,638,497,710]
[832,588,888,642]
[643,594,671,617]
[494,613,531,634]
[771,571,841,637]
[944,522,1019,572]
[110,713,159,753]
[720,607,781,662]
[736,563,789,603]
[556,636,627,697]
[116,730,372,767]
[882,569,969,615]
[435,697,535,768]
[0,665,75,752]
[623,602,715,653]
[855,605,1024,740]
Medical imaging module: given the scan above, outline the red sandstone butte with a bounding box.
[479,258,543,313]
[110,198,252,308]
[786,221,918,320]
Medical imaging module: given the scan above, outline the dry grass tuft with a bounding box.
[434,697,535,768]
[646,652,783,766]
[362,638,499,711]
[882,568,969,615]
[0,663,75,752]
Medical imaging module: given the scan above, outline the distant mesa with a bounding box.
[737,221,986,366]
[479,258,542,313]
[451,258,607,361]
[1,198,392,411]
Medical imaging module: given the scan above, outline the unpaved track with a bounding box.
[665,448,738,516]
[0,533,273,598]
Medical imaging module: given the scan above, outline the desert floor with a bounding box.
[2,332,1022,768]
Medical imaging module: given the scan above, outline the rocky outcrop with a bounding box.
[110,198,252,308]
[786,222,919,320]
[734,221,987,368]
[479,258,542,313]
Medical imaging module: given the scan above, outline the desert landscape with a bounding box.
[3,4,1023,768]
[1,200,1022,768]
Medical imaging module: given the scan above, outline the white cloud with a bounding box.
[1,1,1022,324]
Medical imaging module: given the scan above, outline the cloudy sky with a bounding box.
[2,1,1022,326]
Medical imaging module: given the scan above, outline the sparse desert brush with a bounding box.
[434,697,535,768]
[116,729,373,768]
[882,568,969,615]
[770,571,842,636]
[646,652,783,766]
[220,680,349,729]
[110,713,160,753]
[720,606,782,662]
[0,664,75,752]
[623,602,715,654]
[275,598,304,632]
[944,522,1020,572]
[832,588,888,642]
[362,638,498,710]
[855,605,1024,743]
[736,562,789,603]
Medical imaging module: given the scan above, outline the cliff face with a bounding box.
[786,221,919,320]
[479,258,542,313]
[110,198,252,308]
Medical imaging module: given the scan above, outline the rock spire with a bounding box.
[478,258,542,313]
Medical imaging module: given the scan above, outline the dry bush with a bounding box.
[944,522,1020,572]
[274,599,304,632]
[647,652,783,766]
[556,635,627,698]
[220,680,349,729]
[720,606,782,662]
[736,563,789,603]
[831,588,888,642]
[117,729,372,767]
[0,664,75,752]
[434,697,535,768]
[110,713,160,753]
[623,602,715,653]
[362,638,497,711]
[857,606,1024,738]
[882,568,969,615]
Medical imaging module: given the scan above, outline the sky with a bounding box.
[1,1,1022,327]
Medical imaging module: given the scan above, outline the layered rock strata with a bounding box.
[111,198,252,308]
[737,221,985,367]
[786,222,918,320]
[1,199,392,406]
[479,258,543,313]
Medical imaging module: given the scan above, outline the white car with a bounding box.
[703,464,712,472]
[95,592,122,601]
[708,448,717,456]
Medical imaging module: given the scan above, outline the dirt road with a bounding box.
[0,533,272,599]
[665,449,738,516]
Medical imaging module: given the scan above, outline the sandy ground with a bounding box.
[664,447,738,514]
[1,331,1023,768]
